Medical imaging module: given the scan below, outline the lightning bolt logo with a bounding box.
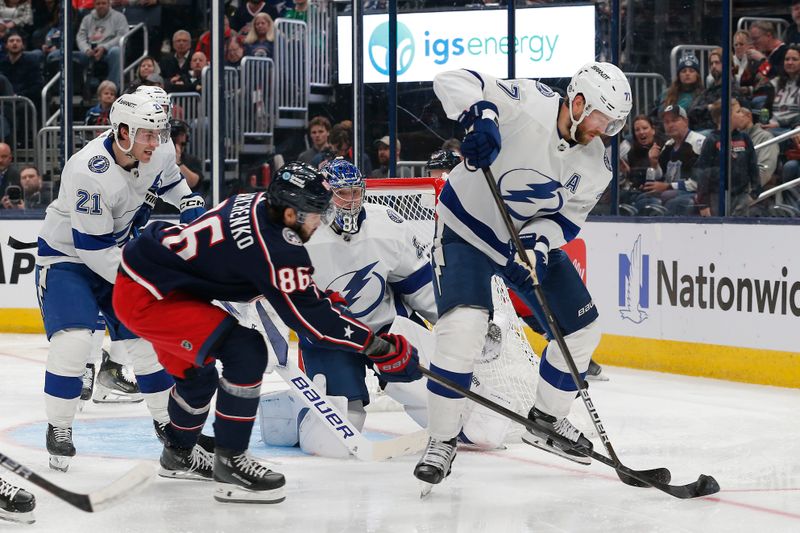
[498,169,565,221]
[341,261,378,307]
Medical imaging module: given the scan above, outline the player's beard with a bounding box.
[293,222,315,243]
[575,124,602,145]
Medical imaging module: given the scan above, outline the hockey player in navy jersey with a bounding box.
[35,91,207,472]
[113,162,422,503]
[414,63,632,490]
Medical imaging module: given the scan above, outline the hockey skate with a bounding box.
[0,477,35,524]
[46,424,76,472]
[585,359,609,382]
[159,442,214,481]
[213,448,285,503]
[93,350,143,403]
[413,437,457,497]
[80,363,95,401]
[521,407,592,465]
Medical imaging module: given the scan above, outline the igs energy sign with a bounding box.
[337,5,596,84]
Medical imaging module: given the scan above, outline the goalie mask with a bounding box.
[320,157,365,235]
[566,62,632,140]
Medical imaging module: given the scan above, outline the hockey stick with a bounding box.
[480,167,710,491]
[252,301,427,461]
[419,366,719,499]
[0,452,155,512]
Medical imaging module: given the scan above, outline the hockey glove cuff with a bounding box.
[365,333,422,383]
[459,101,501,169]
[503,235,550,290]
[179,193,206,224]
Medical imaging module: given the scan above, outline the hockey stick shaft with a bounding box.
[418,366,719,499]
[480,167,668,487]
[0,452,155,512]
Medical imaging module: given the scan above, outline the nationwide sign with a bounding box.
[337,5,596,83]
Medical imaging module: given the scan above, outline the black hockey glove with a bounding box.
[364,333,422,383]
[458,100,501,170]
[502,234,550,291]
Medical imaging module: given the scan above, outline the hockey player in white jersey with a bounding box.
[414,64,632,488]
[35,91,209,473]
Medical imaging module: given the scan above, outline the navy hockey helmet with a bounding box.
[320,157,365,234]
[268,162,334,223]
[426,149,461,172]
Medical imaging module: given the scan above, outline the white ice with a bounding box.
[1,333,798,532]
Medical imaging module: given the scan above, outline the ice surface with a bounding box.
[1,334,798,532]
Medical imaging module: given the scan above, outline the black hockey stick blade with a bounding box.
[418,367,720,499]
[0,452,155,512]
[6,236,37,250]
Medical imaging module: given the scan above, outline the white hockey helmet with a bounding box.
[566,62,632,139]
[109,92,170,154]
[135,85,172,120]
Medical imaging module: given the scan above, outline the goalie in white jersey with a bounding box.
[415,63,632,488]
[35,91,208,473]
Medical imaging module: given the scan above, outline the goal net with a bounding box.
[363,178,540,439]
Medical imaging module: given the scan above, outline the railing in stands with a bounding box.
[736,17,789,40]
[240,57,277,154]
[41,73,60,128]
[168,91,203,161]
[275,19,309,128]
[200,66,241,174]
[624,72,667,126]
[119,23,149,90]
[308,0,334,89]
[0,96,38,167]
[36,125,109,179]
[670,45,720,82]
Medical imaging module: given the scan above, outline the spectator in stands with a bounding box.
[695,100,760,217]
[0,30,43,103]
[112,0,162,63]
[619,114,664,206]
[369,135,400,178]
[298,115,331,165]
[788,1,800,45]
[224,35,245,67]
[777,133,800,210]
[125,55,160,93]
[441,137,462,154]
[282,0,308,21]
[170,119,203,192]
[73,0,94,19]
[75,0,128,89]
[733,29,774,111]
[689,47,723,133]
[184,51,205,92]
[763,45,800,136]
[85,80,117,127]
[0,142,20,210]
[31,0,58,51]
[0,1,32,37]
[18,164,51,210]
[231,0,279,34]
[195,15,231,61]
[731,100,778,189]
[655,53,704,116]
[748,21,788,79]
[243,12,275,58]
[638,104,706,215]
[160,30,193,90]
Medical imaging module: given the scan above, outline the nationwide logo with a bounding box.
[368,21,415,76]
[618,235,649,324]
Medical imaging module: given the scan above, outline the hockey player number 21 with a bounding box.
[161,216,225,260]
[277,267,311,293]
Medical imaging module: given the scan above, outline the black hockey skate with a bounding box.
[213,448,285,503]
[46,424,76,472]
[585,359,609,382]
[93,350,143,403]
[80,363,95,401]
[159,442,214,481]
[0,477,35,524]
[522,407,592,465]
[413,437,457,497]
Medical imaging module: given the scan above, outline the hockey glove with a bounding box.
[365,333,422,383]
[502,234,550,291]
[458,101,501,170]
[179,193,206,224]
[129,188,159,239]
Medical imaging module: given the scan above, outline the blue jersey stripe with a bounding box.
[157,177,183,195]
[390,264,432,295]
[539,212,581,243]
[539,349,586,392]
[44,371,82,399]
[135,369,174,394]
[464,69,485,90]
[439,182,509,258]
[37,237,67,257]
[71,229,116,251]
[426,364,472,399]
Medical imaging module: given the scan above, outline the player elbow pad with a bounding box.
[457,100,499,131]
[179,193,206,223]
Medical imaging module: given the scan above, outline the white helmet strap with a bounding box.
[568,94,589,142]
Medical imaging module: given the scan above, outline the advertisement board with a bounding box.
[337,5,596,83]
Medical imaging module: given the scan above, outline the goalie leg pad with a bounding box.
[383,379,429,428]
[535,319,601,418]
[298,392,352,459]
[123,338,174,423]
[299,341,371,405]
[427,306,489,441]
[460,378,513,449]
[258,390,302,447]
[45,328,94,427]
